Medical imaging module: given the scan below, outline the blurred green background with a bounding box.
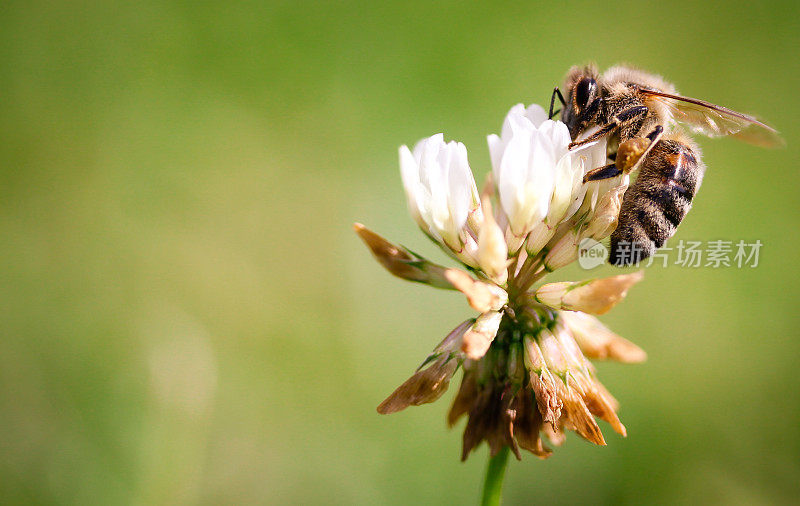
[1,0,798,504]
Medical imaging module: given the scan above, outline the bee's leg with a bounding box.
[644,125,663,142]
[569,122,615,149]
[549,87,566,119]
[568,105,649,149]
[582,125,665,183]
[583,163,622,183]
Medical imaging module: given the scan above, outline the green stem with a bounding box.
[480,446,510,506]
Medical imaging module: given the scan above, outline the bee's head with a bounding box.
[561,65,601,139]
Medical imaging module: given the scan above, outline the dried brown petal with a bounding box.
[524,337,563,427]
[530,370,562,429]
[431,319,473,356]
[444,269,508,313]
[511,389,552,459]
[583,385,627,437]
[461,311,503,360]
[534,271,644,315]
[354,223,453,289]
[461,384,520,461]
[543,423,566,447]
[564,370,622,433]
[377,357,458,414]
[560,385,606,446]
[447,368,477,427]
[592,380,620,411]
[560,311,647,363]
[562,271,644,315]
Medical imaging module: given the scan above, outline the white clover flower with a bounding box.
[400,134,480,264]
[487,104,608,257]
[525,151,588,255]
[488,104,564,241]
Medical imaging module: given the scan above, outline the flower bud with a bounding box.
[524,221,556,257]
[532,281,572,309]
[547,152,584,225]
[581,182,628,240]
[477,197,509,285]
[533,271,644,315]
[542,229,579,271]
[504,228,527,256]
[537,328,568,375]
[461,311,503,360]
[456,232,481,268]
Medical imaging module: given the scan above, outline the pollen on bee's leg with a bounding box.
[616,137,652,173]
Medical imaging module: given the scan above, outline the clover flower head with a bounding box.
[356,102,644,462]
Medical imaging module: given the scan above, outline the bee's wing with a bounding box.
[639,88,784,148]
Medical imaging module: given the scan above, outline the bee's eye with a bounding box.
[575,78,597,110]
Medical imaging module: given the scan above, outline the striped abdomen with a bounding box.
[609,137,705,266]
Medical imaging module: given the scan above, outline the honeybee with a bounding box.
[550,64,782,265]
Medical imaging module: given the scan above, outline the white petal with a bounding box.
[399,145,420,192]
[501,103,528,140]
[487,134,504,180]
[497,131,531,231]
[399,145,424,224]
[529,133,555,220]
[525,104,548,127]
[550,121,572,159]
[547,154,576,223]
[447,142,473,230]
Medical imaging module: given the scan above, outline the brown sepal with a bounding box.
[511,389,552,459]
[562,388,606,446]
[377,358,458,414]
[461,384,520,461]
[447,369,477,427]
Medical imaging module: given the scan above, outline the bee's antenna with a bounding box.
[549,87,566,119]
